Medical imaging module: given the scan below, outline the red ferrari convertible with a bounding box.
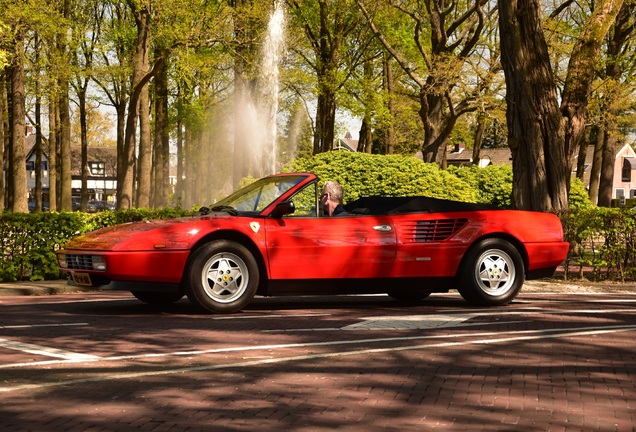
[57,173,569,313]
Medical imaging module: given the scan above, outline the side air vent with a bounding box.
[402,219,468,243]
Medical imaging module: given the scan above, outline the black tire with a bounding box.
[387,290,431,302]
[457,238,524,306]
[185,240,259,313]
[130,291,184,305]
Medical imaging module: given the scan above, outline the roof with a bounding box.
[25,132,117,177]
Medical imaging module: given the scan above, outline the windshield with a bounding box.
[211,175,306,215]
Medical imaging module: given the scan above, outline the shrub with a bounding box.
[285,151,479,203]
[0,209,193,282]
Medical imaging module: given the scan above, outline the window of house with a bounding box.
[615,188,625,199]
[622,157,636,182]
[89,162,105,176]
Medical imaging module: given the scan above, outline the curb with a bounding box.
[0,280,97,296]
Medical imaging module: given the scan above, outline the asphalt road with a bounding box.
[0,282,635,431]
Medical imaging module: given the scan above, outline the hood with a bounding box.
[63,216,223,251]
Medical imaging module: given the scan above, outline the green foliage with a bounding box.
[561,208,636,281]
[448,164,513,208]
[568,177,594,211]
[0,209,193,282]
[284,151,479,203]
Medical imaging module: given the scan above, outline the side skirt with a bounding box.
[262,278,454,296]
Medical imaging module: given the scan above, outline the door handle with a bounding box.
[373,225,392,232]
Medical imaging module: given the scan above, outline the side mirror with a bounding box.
[270,201,295,218]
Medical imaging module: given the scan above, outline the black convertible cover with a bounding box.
[344,196,500,215]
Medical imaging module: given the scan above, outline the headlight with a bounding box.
[91,255,107,271]
[58,254,68,268]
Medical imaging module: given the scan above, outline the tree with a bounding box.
[7,19,29,212]
[356,0,499,163]
[0,70,5,211]
[70,0,104,211]
[560,0,624,197]
[288,0,370,154]
[596,1,636,206]
[498,0,623,212]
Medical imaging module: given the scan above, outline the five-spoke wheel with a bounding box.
[457,238,524,306]
[185,240,259,313]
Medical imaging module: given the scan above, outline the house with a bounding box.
[25,129,118,203]
[611,143,636,200]
[459,143,636,200]
[334,132,359,151]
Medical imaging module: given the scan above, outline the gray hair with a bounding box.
[322,180,343,203]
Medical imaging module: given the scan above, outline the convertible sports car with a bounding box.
[57,172,569,313]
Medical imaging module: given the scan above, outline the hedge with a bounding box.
[0,209,193,282]
[561,208,636,282]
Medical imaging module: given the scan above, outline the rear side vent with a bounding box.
[405,219,468,243]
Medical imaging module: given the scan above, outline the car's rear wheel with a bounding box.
[387,290,431,302]
[130,291,184,305]
[185,240,259,313]
[457,238,524,306]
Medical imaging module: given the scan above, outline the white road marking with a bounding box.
[1,324,635,393]
[0,338,100,361]
[342,313,476,330]
[0,322,630,370]
[270,308,636,332]
[0,323,89,330]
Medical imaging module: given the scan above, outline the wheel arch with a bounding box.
[185,230,269,294]
[456,233,528,279]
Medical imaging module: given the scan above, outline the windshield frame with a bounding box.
[211,174,310,216]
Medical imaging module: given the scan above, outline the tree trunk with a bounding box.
[79,89,89,211]
[598,128,616,207]
[560,0,623,188]
[9,30,28,213]
[47,92,57,212]
[153,48,169,209]
[174,84,185,207]
[588,127,604,205]
[119,1,150,209]
[498,0,568,211]
[315,88,337,153]
[419,90,446,164]
[597,1,633,207]
[575,136,588,181]
[56,0,73,212]
[0,71,6,212]
[383,54,394,155]
[34,95,43,212]
[136,47,151,209]
[58,78,73,211]
[472,119,486,164]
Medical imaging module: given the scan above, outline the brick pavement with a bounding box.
[1,330,635,431]
[0,278,635,431]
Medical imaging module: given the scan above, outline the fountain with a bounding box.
[233,1,286,184]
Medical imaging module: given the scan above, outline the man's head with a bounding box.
[321,180,343,216]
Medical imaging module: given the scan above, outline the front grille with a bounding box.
[403,219,468,243]
[66,254,96,270]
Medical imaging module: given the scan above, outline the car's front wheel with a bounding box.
[457,238,524,306]
[185,240,259,313]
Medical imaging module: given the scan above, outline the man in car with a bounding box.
[321,180,348,216]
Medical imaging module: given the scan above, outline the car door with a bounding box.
[264,214,397,280]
